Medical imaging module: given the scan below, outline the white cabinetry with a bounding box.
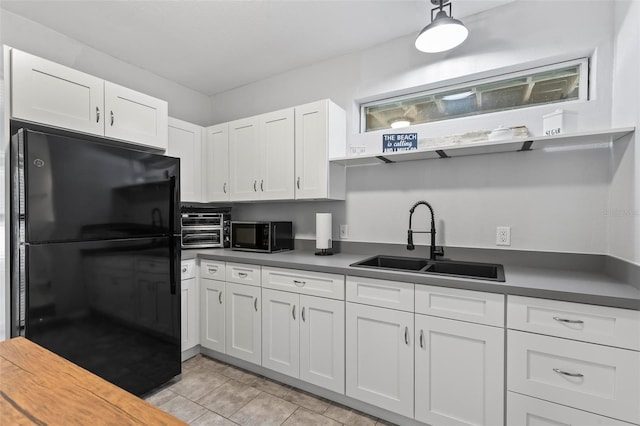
[294,99,346,200]
[345,276,414,418]
[204,123,230,202]
[180,260,199,354]
[261,267,345,394]
[507,296,640,425]
[228,109,295,201]
[414,286,505,426]
[200,260,226,353]
[10,48,168,150]
[168,117,203,202]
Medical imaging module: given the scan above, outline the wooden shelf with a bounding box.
[330,127,635,166]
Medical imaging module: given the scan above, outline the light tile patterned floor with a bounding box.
[145,354,396,426]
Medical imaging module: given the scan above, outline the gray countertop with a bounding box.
[182,247,640,310]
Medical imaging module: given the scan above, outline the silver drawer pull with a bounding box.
[223,182,227,193]
[208,267,218,273]
[238,272,248,278]
[302,307,306,322]
[260,180,264,191]
[96,107,100,123]
[253,180,257,192]
[182,267,187,273]
[254,297,258,312]
[218,292,223,304]
[419,329,424,348]
[404,326,409,345]
[292,305,296,320]
[553,368,584,378]
[293,280,306,287]
[110,110,114,126]
[553,317,584,324]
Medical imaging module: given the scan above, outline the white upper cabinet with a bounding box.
[10,48,168,151]
[204,123,230,202]
[11,48,104,136]
[229,116,260,201]
[295,99,346,200]
[167,117,203,202]
[104,81,168,150]
[260,108,295,200]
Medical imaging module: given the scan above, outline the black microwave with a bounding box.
[231,221,293,253]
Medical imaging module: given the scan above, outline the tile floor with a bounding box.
[145,354,395,426]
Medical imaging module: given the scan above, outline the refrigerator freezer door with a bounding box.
[17,128,180,243]
[23,237,180,395]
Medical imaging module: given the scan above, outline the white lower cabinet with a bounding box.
[262,288,345,394]
[507,392,636,426]
[345,302,414,418]
[180,260,198,352]
[225,282,261,365]
[200,278,225,353]
[414,314,504,426]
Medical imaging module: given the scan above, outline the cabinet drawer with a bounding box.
[226,263,261,286]
[507,392,636,426]
[507,330,640,424]
[346,276,414,311]
[181,260,196,280]
[262,267,344,300]
[200,260,226,281]
[508,296,640,350]
[415,285,504,327]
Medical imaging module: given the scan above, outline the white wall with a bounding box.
[213,1,625,255]
[0,10,212,126]
[609,1,640,265]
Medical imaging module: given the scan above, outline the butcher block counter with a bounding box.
[0,337,185,425]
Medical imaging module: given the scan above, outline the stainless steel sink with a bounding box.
[350,255,505,282]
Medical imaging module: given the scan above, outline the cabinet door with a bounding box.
[259,108,294,200]
[300,295,345,394]
[346,302,414,418]
[168,117,203,202]
[104,81,168,150]
[11,48,104,136]
[200,279,225,353]
[229,117,260,201]
[415,314,504,426]
[225,282,261,365]
[204,123,230,202]
[294,100,328,199]
[181,277,198,351]
[262,289,300,377]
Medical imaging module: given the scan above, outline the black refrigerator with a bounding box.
[10,126,182,396]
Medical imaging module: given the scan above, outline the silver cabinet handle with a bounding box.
[238,272,248,278]
[182,267,187,273]
[296,177,301,189]
[293,280,306,287]
[419,329,424,348]
[302,306,306,322]
[208,267,217,274]
[553,317,584,324]
[253,180,257,192]
[223,182,227,194]
[404,326,409,345]
[110,110,114,126]
[96,107,100,123]
[292,305,296,320]
[553,368,584,378]
[254,297,258,312]
[260,180,264,191]
[218,292,223,304]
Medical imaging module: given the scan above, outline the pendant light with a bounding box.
[415,0,468,53]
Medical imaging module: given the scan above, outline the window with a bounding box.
[361,59,588,132]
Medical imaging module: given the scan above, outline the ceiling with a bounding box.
[1,0,514,97]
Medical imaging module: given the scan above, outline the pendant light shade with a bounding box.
[415,0,468,53]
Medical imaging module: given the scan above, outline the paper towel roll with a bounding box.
[316,213,332,250]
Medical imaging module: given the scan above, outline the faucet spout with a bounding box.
[407,200,442,260]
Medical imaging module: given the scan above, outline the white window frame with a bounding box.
[360,58,589,133]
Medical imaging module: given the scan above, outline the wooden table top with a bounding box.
[0,337,185,425]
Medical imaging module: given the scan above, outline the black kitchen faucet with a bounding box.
[407,200,444,260]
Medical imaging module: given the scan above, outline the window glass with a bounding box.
[362,60,586,132]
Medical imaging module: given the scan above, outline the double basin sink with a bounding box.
[350,255,505,282]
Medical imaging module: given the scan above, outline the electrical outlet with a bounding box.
[340,224,349,239]
[496,226,511,246]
